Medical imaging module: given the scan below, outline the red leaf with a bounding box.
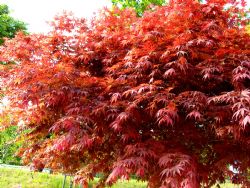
[186,110,202,121]
[241,115,250,128]
[163,68,176,79]
[111,93,121,103]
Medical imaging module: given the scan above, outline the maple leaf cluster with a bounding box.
[0,0,250,187]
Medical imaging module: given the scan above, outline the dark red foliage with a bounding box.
[0,1,250,187]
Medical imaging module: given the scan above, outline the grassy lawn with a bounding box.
[0,167,241,188]
[0,167,72,188]
[0,167,146,188]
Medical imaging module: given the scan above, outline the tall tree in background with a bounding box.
[0,4,26,164]
[0,125,21,165]
[0,0,250,187]
[111,0,166,15]
[0,4,26,44]
[111,0,204,15]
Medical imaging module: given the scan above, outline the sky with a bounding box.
[0,0,111,33]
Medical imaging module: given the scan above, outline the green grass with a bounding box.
[0,167,72,188]
[0,167,146,188]
[0,167,241,188]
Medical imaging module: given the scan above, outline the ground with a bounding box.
[0,166,242,188]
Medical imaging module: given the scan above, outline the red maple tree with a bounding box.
[0,0,250,187]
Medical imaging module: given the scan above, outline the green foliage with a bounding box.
[0,125,21,165]
[111,0,205,15]
[111,0,167,15]
[0,4,26,164]
[0,4,26,44]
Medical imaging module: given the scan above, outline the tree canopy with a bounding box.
[0,0,250,187]
[111,0,167,15]
[0,4,26,45]
[0,125,21,165]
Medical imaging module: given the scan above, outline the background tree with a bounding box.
[0,4,26,165]
[111,0,166,15]
[111,0,204,15]
[0,124,21,165]
[0,0,250,187]
[0,4,26,44]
